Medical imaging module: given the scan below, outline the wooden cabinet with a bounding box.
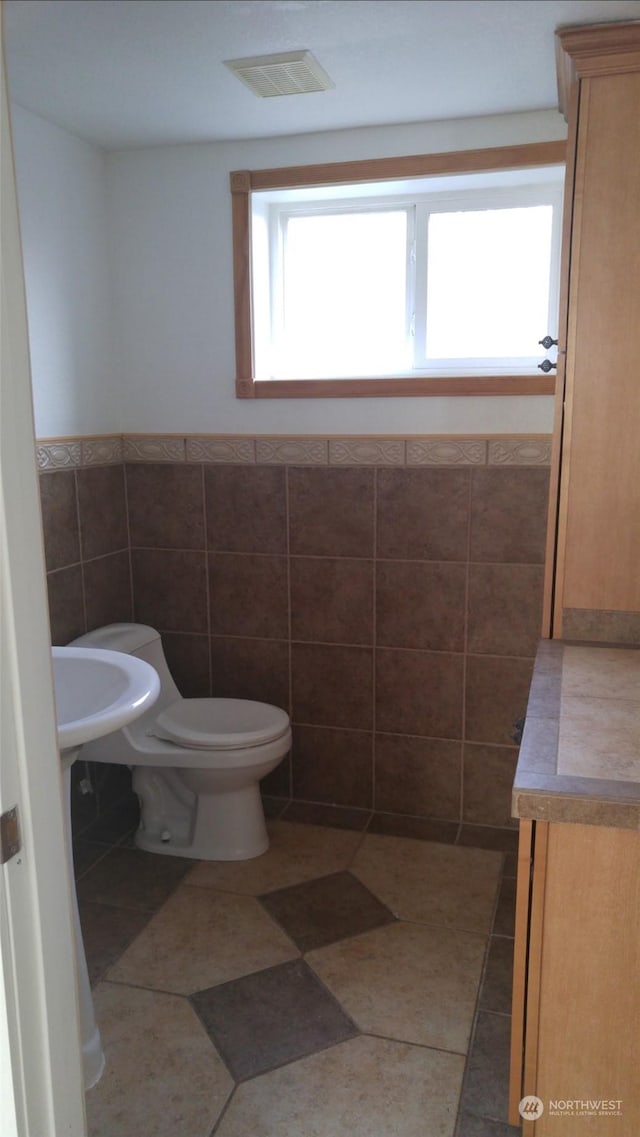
[543,22,640,641]
[509,819,640,1135]
[512,23,640,1133]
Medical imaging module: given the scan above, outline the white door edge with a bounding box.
[0,5,87,1133]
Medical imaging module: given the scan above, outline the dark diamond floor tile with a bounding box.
[458,825,519,854]
[260,871,395,952]
[479,937,514,1015]
[79,901,152,986]
[191,958,358,1081]
[502,852,517,878]
[456,1112,521,1137]
[283,801,371,831]
[493,876,516,937]
[369,812,459,844]
[76,847,192,911]
[459,1011,512,1125]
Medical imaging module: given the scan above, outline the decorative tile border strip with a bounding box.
[186,437,256,464]
[329,439,405,466]
[256,438,329,465]
[81,436,123,466]
[123,436,186,462]
[488,439,552,466]
[36,441,82,470]
[35,434,552,469]
[407,440,487,466]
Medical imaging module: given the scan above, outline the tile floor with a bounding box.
[76,806,521,1137]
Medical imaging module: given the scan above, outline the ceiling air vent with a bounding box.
[224,51,334,98]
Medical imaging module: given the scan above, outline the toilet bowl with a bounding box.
[71,623,291,860]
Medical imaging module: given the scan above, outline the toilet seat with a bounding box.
[153,698,290,751]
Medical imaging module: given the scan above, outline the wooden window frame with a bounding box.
[231,140,566,399]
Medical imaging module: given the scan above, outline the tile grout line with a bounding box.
[123,462,135,624]
[370,467,378,823]
[457,468,474,845]
[209,1084,239,1136]
[74,468,88,634]
[201,462,213,695]
[354,1026,469,1061]
[285,465,293,799]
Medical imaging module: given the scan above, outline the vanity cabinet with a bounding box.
[509,818,640,1134]
[543,21,640,641]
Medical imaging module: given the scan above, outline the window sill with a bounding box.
[237,374,556,399]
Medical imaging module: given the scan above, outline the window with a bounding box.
[230,141,566,398]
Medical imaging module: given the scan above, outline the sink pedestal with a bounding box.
[52,642,160,1090]
[62,758,105,1090]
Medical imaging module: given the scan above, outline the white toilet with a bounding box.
[72,623,291,861]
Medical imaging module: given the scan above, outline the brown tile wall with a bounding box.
[39,458,549,836]
[39,463,134,837]
[40,463,132,644]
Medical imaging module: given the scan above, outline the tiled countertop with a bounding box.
[512,639,640,828]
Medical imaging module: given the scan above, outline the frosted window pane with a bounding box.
[280,211,408,378]
[425,206,553,359]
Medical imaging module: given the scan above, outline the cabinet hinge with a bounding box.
[0,806,21,864]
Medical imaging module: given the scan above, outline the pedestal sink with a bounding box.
[52,645,160,1089]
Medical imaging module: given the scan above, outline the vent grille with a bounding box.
[224,51,334,98]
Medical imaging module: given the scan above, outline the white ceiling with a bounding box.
[5,0,640,150]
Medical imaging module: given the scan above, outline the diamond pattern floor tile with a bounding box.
[86,982,233,1137]
[191,958,358,1081]
[260,871,395,952]
[79,901,151,986]
[215,1034,465,1137]
[76,846,192,911]
[352,834,502,933]
[308,920,486,1054]
[106,884,298,994]
[79,818,511,1136]
[185,820,363,895]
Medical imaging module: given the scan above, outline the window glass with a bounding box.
[424,204,554,363]
[257,178,562,380]
[276,209,409,378]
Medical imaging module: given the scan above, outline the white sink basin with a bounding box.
[52,644,159,1091]
[52,645,160,753]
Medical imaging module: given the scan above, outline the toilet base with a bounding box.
[134,780,270,861]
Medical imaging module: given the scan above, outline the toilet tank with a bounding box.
[71,623,180,707]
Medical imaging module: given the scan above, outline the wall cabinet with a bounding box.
[543,21,640,642]
[511,21,640,1134]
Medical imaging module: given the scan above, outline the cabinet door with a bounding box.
[554,67,640,628]
[509,819,533,1123]
[509,819,549,1129]
[533,823,640,1135]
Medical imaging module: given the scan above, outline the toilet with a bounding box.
[71,623,291,861]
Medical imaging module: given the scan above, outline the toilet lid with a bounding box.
[154,698,290,751]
